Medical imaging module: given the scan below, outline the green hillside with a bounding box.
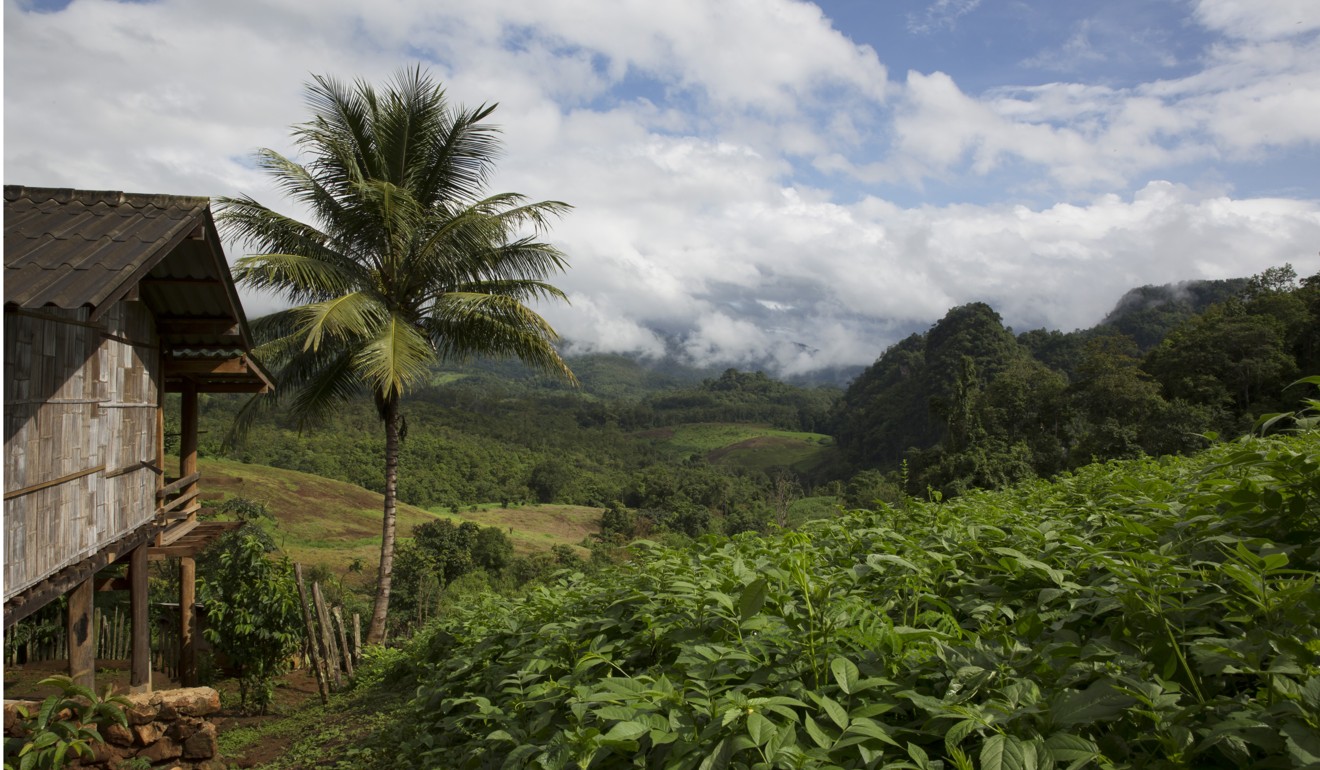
[196,457,598,574]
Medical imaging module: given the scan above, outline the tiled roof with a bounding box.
[4,186,211,311]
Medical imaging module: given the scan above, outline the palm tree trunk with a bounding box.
[367,393,401,644]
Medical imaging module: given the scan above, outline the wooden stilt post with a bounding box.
[294,565,330,704]
[179,557,197,687]
[130,543,152,693]
[67,578,95,690]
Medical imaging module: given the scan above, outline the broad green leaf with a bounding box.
[603,721,649,742]
[1043,732,1102,767]
[981,734,1029,770]
[830,657,860,695]
[844,718,900,747]
[804,715,832,749]
[1050,680,1133,728]
[1282,719,1320,766]
[739,578,768,620]
[816,695,849,730]
[698,737,733,770]
[746,712,774,746]
[867,553,920,572]
[1300,675,1320,709]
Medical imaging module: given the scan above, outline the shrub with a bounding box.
[3,675,129,770]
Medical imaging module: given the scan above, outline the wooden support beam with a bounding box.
[179,557,197,687]
[180,381,199,514]
[158,515,200,546]
[68,578,95,691]
[333,607,354,678]
[130,544,151,693]
[312,582,342,690]
[154,317,240,336]
[4,524,157,626]
[164,358,252,376]
[4,465,106,501]
[157,397,166,500]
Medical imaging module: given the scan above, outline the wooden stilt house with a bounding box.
[4,186,272,692]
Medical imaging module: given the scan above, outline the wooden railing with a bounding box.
[156,472,201,523]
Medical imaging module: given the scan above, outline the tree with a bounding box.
[198,529,303,713]
[218,67,575,643]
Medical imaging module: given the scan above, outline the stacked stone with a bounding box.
[5,687,224,770]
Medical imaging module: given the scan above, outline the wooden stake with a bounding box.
[293,565,329,704]
[332,607,354,678]
[352,613,361,665]
[311,583,342,690]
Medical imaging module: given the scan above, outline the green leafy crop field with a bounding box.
[383,432,1320,769]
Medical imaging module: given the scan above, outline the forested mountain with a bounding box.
[1098,277,1248,349]
[832,265,1320,498]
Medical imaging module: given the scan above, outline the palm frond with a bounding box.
[286,349,366,429]
[424,293,576,385]
[353,312,437,398]
[232,253,363,303]
[296,291,386,352]
[434,278,569,305]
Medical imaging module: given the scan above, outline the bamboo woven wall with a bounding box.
[3,302,160,600]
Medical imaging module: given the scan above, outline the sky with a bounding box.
[5,0,1320,376]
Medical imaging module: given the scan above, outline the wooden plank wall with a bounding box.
[3,302,160,600]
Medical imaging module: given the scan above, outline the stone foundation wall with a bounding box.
[4,687,223,770]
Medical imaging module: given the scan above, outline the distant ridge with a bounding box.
[1098,277,1247,349]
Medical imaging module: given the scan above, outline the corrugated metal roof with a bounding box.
[4,185,274,394]
[4,186,210,310]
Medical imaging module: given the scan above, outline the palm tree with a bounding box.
[217,67,575,643]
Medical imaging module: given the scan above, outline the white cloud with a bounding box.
[1020,21,1108,72]
[5,0,1319,378]
[1193,0,1320,41]
[907,0,982,35]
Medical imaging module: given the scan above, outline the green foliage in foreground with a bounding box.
[3,675,129,770]
[386,431,1320,769]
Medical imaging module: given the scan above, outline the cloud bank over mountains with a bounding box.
[6,0,1319,375]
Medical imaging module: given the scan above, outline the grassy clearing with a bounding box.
[643,422,838,473]
[655,423,832,453]
[425,503,599,556]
